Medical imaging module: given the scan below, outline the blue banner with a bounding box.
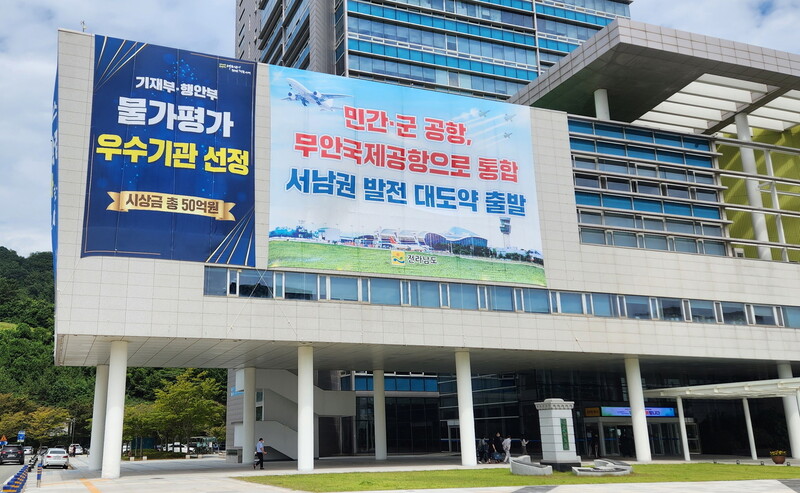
[82,36,256,265]
[51,75,59,275]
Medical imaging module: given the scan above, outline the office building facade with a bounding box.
[236,0,631,99]
[54,18,800,479]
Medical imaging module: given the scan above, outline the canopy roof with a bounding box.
[644,377,800,400]
[510,18,800,135]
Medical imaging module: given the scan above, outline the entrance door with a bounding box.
[602,425,620,456]
[447,424,461,452]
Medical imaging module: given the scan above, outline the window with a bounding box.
[625,296,651,319]
[204,267,227,296]
[284,273,318,300]
[409,281,440,307]
[238,270,274,298]
[689,300,716,323]
[720,302,747,325]
[580,228,606,244]
[487,286,513,311]
[449,283,478,310]
[752,305,776,325]
[657,298,683,321]
[591,293,617,317]
[558,292,584,314]
[371,278,401,305]
[522,289,550,313]
[575,174,600,188]
[579,211,602,224]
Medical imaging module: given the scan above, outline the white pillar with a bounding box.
[676,396,691,462]
[742,398,757,460]
[594,88,610,120]
[624,357,652,462]
[777,362,800,459]
[101,341,128,479]
[242,367,256,458]
[455,350,477,466]
[88,364,108,471]
[373,370,387,461]
[297,346,314,472]
[734,113,770,260]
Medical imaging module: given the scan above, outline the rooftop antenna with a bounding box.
[81,21,87,32]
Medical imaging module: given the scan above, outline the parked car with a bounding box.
[166,443,195,454]
[22,446,33,455]
[0,445,24,465]
[41,448,69,469]
[69,444,84,455]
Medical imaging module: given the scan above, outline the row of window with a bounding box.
[578,210,724,237]
[349,16,537,66]
[536,36,579,54]
[579,227,727,256]
[575,174,719,202]
[535,4,615,26]
[546,0,630,17]
[573,156,716,185]
[349,1,537,46]
[349,54,528,96]
[568,119,712,152]
[538,17,601,42]
[204,267,800,328]
[349,39,537,81]
[575,191,722,220]
[342,374,439,392]
[571,138,713,168]
[400,0,534,26]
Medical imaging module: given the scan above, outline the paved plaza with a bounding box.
[16,454,800,493]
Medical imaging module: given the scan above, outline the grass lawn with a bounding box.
[237,464,800,492]
[268,240,546,286]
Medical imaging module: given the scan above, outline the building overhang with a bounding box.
[644,377,800,400]
[511,18,800,135]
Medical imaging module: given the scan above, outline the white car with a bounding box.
[69,444,84,455]
[166,443,195,453]
[41,448,70,469]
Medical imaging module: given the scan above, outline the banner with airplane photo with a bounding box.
[268,66,544,285]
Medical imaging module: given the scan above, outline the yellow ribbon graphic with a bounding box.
[107,191,235,221]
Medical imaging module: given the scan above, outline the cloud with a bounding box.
[630,0,800,50]
[0,0,233,257]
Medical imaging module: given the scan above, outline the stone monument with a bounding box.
[535,398,581,472]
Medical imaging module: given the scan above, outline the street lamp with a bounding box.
[69,418,76,446]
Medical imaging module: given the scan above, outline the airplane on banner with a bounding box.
[283,78,350,110]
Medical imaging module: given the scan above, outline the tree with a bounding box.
[153,369,225,447]
[26,407,71,444]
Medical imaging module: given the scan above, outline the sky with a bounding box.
[1,0,799,257]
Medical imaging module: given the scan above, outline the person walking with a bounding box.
[502,435,512,463]
[255,437,265,470]
[491,432,503,463]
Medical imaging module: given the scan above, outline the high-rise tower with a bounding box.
[236,0,631,100]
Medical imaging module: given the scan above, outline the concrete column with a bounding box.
[624,357,652,462]
[734,113,771,260]
[455,350,477,466]
[777,362,800,459]
[88,364,109,471]
[742,398,757,460]
[373,370,387,461]
[676,396,691,461]
[101,341,128,479]
[594,88,610,120]
[242,367,256,457]
[297,346,314,472]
